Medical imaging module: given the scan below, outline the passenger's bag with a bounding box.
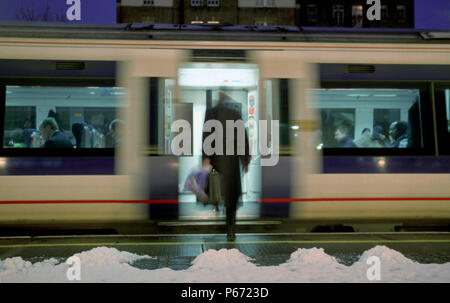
[207,168,223,206]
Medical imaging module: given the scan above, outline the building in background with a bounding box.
[118,0,237,25]
[118,0,296,26]
[295,0,414,28]
[238,0,296,26]
[117,0,415,28]
[118,0,177,24]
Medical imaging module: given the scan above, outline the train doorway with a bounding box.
[173,63,262,219]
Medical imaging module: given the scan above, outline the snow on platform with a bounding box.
[0,245,449,283]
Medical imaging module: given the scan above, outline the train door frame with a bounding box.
[253,51,321,219]
[120,49,187,220]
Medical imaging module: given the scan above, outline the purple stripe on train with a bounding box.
[1,157,450,175]
[323,157,450,174]
[0,158,114,175]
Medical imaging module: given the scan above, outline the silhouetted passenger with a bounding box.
[47,110,64,132]
[334,124,356,148]
[109,119,124,147]
[370,125,387,147]
[388,121,408,148]
[39,118,73,148]
[202,91,250,241]
[11,129,26,148]
[354,128,371,147]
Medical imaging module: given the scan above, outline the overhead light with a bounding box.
[377,158,386,168]
[374,94,397,97]
[191,21,203,24]
[0,158,6,168]
[347,94,370,97]
[207,21,220,24]
[89,92,95,95]
[290,125,300,130]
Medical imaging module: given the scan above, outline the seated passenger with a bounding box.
[11,129,26,148]
[22,129,36,147]
[109,119,124,147]
[334,124,357,148]
[354,128,371,147]
[39,118,73,148]
[388,121,408,148]
[370,125,387,147]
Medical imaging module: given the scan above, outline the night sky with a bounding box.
[415,0,450,29]
[0,0,448,30]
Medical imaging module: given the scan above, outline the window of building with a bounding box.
[333,5,344,27]
[207,16,220,24]
[352,5,363,27]
[142,16,155,23]
[3,86,125,149]
[397,4,406,21]
[191,16,203,24]
[143,0,154,6]
[381,5,388,20]
[207,0,219,7]
[191,0,203,7]
[255,19,268,26]
[307,4,317,22]
[256,0,275,7]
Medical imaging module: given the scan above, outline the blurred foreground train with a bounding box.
[0,24,449,232]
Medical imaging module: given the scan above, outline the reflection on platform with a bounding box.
[177,199,261,219]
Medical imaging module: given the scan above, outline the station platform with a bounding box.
[0,232,449,270]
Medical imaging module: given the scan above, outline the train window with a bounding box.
[263,79,290,154]
[312,88,423,149]
[434,85,450,155]
[146,77,177,155]
[446,89,450,133]
[2,86,125,149]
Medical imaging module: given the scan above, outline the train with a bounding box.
[0,23,449,233]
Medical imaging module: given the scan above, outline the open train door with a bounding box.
[252,51,321,220]
[118,49,186,220]
[175,52,262,220]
